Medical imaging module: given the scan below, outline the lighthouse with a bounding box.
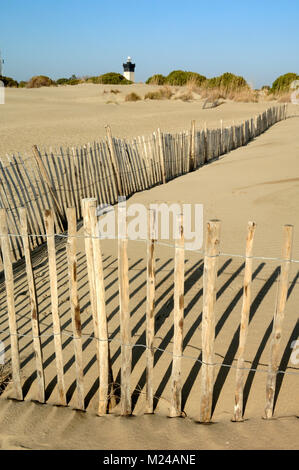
[123,56,135,83]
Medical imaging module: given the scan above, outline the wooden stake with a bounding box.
[233,221,256,421]
[66,207,85,410]
[118,215,131,415]
[189,120,196,172]
[105,126,123,196]
[89,202,111,415]
[32,145,65,226]
[264,224,293,419]
[199,220,221,423]
[82,199,101,383]
[20,208,45,403]
[0,209,23,400]
[145,208,156,413]
[157,128,166,184]
[44,209,66,406]
[169,213,185,417]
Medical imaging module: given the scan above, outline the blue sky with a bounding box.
[1,0,298,88]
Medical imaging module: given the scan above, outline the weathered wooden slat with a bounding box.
[89,201,112,415]
[0,209,23,400]
[44,209,66,406]
[66,207,85,411]
[233,221,256,421]
[264,224,293,419]
[169,213,184,417]
[20,207,45,403]
[118,212,131,415]
[146,208,156,413]
[199,219,221,423]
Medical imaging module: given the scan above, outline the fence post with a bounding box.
[146,208,157,413]
[88,200,112,415]
[82,198,102,399]
[264,224,293,419]
[32,145,65,228]
[157,128,166,184]
[169,213,185,417]
[199,219,221,423]
[20,207,45,403]
[0,209,23,400]
[220,120,223,154]
[233,221,256,421]
[118,209,131,415]
[189,120,196,172]
[44,209,66,406]
[105,126,123,196]
[66,207,85,411]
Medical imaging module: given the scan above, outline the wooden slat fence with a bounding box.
[0,104,288,263]
[0,203,297,422]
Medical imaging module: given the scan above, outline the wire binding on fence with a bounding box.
[1,327,298,377]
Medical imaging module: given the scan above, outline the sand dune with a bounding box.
[0,85,298,450]
[0,83,282,156]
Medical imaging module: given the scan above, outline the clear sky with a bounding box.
[1,0,298,88]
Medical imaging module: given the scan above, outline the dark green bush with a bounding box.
[68,79,81,85]
[271,73,299,93]
[18,81,28,88]
[27,75,55,88]
[166,70,206,86]
[146,74,167,85]
[0,75,18,87]
[56,78,70,85]
[88,72,132,85]
[205,72,248,91]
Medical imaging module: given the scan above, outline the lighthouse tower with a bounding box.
[123,56,135,83]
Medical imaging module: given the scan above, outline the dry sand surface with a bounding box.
[0,84,298,450]
[0,83,280,155]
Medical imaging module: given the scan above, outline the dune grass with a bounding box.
[144,86,174,100]
[125,92,142,102]
[0,364,11,395]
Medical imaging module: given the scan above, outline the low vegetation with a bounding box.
[0,75,18,87]
[146,70,206,87]
[2,70,298,106]
[87,72,132,85]
[125,92,141,102]
[271,73,299,94]
[174,90,194,102]
[26,75,55,88]
[0,364,11,395]
[144,86,174,100]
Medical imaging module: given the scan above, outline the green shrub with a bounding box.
[125,92,141,102]
[89,72,132,85]
[27,75,55,88]
[0,75,18,87]
[271,73,299,93]
[18,81,28,88]
[205,72,248,91]
[56,78,70,85]
[146,74,167,85]
[166,70,206,86]
[68,79,81,85]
